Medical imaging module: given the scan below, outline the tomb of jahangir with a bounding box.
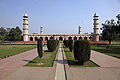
[23,13,99,42]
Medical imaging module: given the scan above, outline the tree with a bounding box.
[101,19,119,44]
[0,27,8,41]
[68,40,73,52]
[47,39,57,52]
[37,39,43,64]
[8,27,22,41]
[74,40,91,65]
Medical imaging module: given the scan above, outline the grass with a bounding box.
[64,45,98,67]
[91,45,120,59]
[25,45,59,67]
[0,44,36,58]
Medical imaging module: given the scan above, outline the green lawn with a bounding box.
[0,45,36,58]
[91,45,120,59]
[64,45,98,67]
[25,45,59,67]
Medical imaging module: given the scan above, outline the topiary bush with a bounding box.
[63,40,69,48]
[37,39,43,58]
[69,40,73,52]
[47,39,57,52]
[74,40,91,65]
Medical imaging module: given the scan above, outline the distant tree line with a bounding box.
[101,14,120,44]
[0,26,22,41]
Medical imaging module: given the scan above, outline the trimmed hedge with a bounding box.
[63,40,69,48]
[47,39,57,52]
[74,40,91,65]
[69,40,73,52]
[37,39,43,58]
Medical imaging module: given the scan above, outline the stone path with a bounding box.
[67,50,120,80]
[55,44,66,80]
[91,50,120,67]
[67,67,120,80]
[0,46,51,80]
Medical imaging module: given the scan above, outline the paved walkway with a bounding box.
[0,46,50,80]
[67,67,120,80]
[67,50,120,80]
[91,50,120,67]
[55,44,66,80]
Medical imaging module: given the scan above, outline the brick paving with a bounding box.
[67,67,120,80]
[90,50,120,67]
[0,46,53,80]
[67,50,120,80]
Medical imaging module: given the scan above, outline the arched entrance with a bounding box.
[50,36,54,39]
[30,37,33,41]
[59,37,63,41]
[68,36,72,40]
[40,37,43,41]
[89,37,92,41]
[45,37,48,41]
[35,37,38,41]
[79,37,82,40]
[74,37,77,40]
[84,37,87,40]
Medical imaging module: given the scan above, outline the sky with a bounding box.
[0,0,120,34]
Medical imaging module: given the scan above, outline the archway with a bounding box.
[89,37,92,41]
[68,36,72,40]
[45,37,48,41]
[35,37,38,41]
[50,36,54,39]
[84,37,87,40]
[30,37,33,41]
[40,37,43,41]
[74,37,77,40]
[59,37,63,41]
[79,37,82,40]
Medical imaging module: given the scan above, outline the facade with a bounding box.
[23,13,99,42]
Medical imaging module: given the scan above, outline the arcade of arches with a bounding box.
[28,34,93,41]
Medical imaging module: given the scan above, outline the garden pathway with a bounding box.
[55,44,66,80]
[91,50,120,67]
[0,46,50,80]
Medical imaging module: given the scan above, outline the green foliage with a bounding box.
[8,27,22,41]
[0,27,8,41]
[0,27,22,41]
[47,39,57,52]
[25,45,59,67]
[101,15,120,44]
[63,40,69,48]
[74,40,91,65]
[37,39,43,58]
[69,40,73,52]
[0,45,36,58]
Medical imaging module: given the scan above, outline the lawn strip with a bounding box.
[0,45,36,58]
[91,45,120,59]
[25,45,59,67]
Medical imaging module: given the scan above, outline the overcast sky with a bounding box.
[0,0,120,34]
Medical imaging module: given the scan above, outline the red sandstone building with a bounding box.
[23,13,99,42]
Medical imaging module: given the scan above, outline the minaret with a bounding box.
[40,26,43,34]
[23,13,29,41]
[78,26,82,34]
[93,13,99,41]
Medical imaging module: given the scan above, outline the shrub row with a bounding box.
[63,40,91,65]
[47,39,58,52]
[63,40,73,52]
[63,40,69,48]
[74,40,91,65]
